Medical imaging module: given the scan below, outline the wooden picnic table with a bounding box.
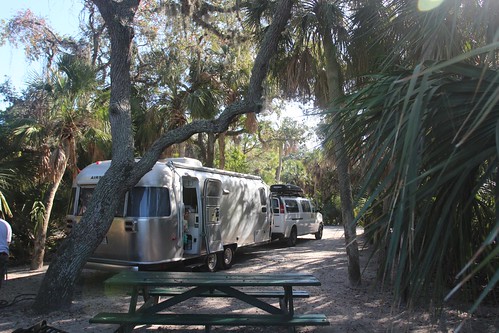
[90,270,329,332]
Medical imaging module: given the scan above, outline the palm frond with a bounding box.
[337,52,499,309]
[0,191,13,219]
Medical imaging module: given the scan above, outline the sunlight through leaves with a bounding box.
[418,0,445,11]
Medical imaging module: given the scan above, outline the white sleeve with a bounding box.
[6,222,12,243]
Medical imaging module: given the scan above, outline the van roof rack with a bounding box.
[270,184,304,197]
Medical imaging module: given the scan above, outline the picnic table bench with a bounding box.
[90,270,329,332]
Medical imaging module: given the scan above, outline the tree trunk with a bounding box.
[218,133,226,169]
[276,142,283,182]
[206,132,215,167]
[32,0,294,313]
[179,141,186,157]
[197,133,207,163]
[30,164,67,271]
[320,17,361,286]
[32,0,140,312]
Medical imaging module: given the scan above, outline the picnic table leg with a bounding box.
[115,287,140,333]
[279,296,287,312]
[285,286,294,315]
[114,326,134,333]
[279,286,295,315]
[283,286,296,333]
[205,324,212,333]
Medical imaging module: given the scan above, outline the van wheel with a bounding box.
[219,246,235,269]
[287,227,297,247]
[315,224,323,240]
[205,253,218,272]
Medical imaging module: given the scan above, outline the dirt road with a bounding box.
[0,226,496,332]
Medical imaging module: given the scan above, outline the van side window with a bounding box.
[259,188,267,206]
[301,200,311,213]
[285,199,299,213]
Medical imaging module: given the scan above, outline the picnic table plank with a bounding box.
[105,271,321,287]
[90,312,330,327]
[145,287,310,298]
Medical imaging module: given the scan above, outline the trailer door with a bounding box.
[203,179,223,254]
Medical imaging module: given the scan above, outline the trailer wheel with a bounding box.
[286,227,297,247]
[315,224,324,240]
[219,246,235,269]
[205,253,218,272]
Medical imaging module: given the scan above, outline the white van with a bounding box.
[270,184,324,246]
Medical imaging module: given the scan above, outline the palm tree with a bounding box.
[0,168,13,219]
[0,125,13,219]
[341,0,499,312]
[245,0,362,285]
[11,54,106,270]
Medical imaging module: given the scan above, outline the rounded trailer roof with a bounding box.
[76,160,173,187]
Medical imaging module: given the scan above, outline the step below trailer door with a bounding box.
[203,179,223,254]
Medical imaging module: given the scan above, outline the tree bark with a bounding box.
[319,14,361,286]
[32,0,294,313]
[276,142,283,182]
[218,133,226,169]
[206,132,215,167]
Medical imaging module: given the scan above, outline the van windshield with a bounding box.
[126,187,171,217]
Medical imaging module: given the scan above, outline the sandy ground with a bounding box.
[0,226,497,333]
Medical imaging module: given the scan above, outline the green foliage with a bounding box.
[0,190,12,219]
[280,157,306,186]
[224,148,250,174]
[340,58,499,309]
[0,157,13,219]
[322,194,342,226]
[30,200,46,235]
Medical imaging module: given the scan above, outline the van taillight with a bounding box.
[280,203,285,214]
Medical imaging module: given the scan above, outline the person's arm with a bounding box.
[6,223,12,245]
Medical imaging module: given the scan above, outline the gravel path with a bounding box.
[0,226,496,333]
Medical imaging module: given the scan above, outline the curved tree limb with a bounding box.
[32,0,293,313]
[130,0,294,185]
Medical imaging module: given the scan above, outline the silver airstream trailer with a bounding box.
[66,157,271,271]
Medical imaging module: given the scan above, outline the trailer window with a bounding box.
[205,181,221,197]
[77,188,94,215]
[68,188,76,215]
[127,187,171,217]
[76,187,125,217]
[259,188,267,205]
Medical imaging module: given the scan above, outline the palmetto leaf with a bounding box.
[340,53,499,309]
[30,200,46,235]
[0,191,12,219]
[0,161,14,219]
